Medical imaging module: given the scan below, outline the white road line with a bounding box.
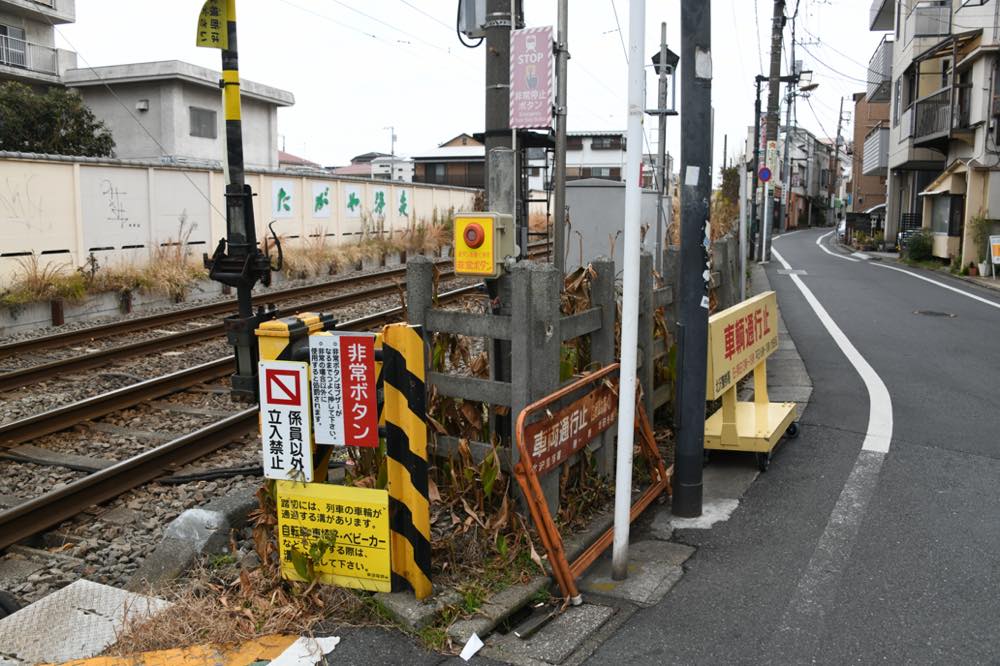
[813,230,859,262]
[871,262,1000,311]
[772,247,892,452]
[769,246,893,660]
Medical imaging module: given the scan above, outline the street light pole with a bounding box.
[553,0,569,275]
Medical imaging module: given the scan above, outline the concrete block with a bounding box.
[581,541,692,607]
[485,603,616,665]
[444,576,549,645]
[668,498,740,530]
[0,579,169,664]
[447,616,493,645]
[0,557,43,588]
[127,489,257,591]
[374,589,461,632]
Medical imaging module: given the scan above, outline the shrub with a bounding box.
[905,229,933,262]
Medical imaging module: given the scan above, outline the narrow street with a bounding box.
[588,227,1000,664]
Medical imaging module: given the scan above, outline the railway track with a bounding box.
[0,285,482,550]
[0,243,550,393]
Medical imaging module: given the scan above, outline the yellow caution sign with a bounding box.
[381,324,432,599]
[195,0,230,50]
[276,480,391,592]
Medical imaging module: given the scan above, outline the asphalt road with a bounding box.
[587,227,1000,664]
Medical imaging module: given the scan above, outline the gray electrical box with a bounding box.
[459,0,487,39]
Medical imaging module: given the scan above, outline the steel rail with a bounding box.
[0,285,484,546]
[0,241,550,359]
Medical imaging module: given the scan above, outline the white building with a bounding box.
[371,155,414,182]
[0,0,76,86]
[63,60,294,169]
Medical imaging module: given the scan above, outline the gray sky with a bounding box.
[58,0,882,173]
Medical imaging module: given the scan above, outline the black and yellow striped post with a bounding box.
[257,313,336,479]
[380,324,432,599]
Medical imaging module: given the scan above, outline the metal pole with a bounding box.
[829,95,844,227]
[553,0,569,275]
[484,0,515,209]
[739,163,748,302]
[655,22,668,276]
[611,0,646,580]
[751,77,762,260]
[761,180,771,262]
[673,0,712,519]
[779,92,793,233]
[762,0,785,261]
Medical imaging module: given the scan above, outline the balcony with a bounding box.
[913,88,950,149]
[0,34,58,77]
[0,0,75,25]
[867,36,893,102]
[863,124,889,176]
[870,0,894,31]
[904,1,951,44]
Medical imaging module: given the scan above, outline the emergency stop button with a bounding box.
[463,223,486,249]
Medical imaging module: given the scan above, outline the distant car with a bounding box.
[837,219,846,241]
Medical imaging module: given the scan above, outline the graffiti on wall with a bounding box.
[101,179,135,229]
[0,176,47,232]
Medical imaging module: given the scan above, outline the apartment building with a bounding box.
[871,0,1000,263]
[779,125,836,229]
[853,90,890,213]
[0,0,76,86]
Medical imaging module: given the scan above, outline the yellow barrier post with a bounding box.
[703,291,799,471]
[380,323,432,599]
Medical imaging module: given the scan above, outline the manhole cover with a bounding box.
[914,310,956,318]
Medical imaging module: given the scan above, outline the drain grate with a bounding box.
[914,310,956,318]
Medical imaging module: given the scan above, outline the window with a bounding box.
[0,25,27,68]
[567,136,584,150]
[940,59,950,90]
[189,107,217,139]
[931,195,950,234]
[590,136,623,150]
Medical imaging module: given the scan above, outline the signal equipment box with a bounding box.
[453,212,515,278]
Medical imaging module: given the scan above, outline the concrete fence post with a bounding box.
[590,256,617,478]
[531,263,563,512]
[405,255,434,332]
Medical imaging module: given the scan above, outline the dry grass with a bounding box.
[0,255,87,306]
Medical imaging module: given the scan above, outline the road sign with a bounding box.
[259,361,313,481]
[766,139,778,172]
[706,291,778,400]
[276,480,391,592]
[195,0,228,50]
[758,167,771,183]
[309,333,379,448]
[510,26,555,129]
[522,384,618,475]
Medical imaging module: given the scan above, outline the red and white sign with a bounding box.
[510,26,554,129]
[309,333,379,448]
[259,361,313,482]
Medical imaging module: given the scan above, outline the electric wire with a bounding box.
[609,0,629,63]
[754,0,766,74]
[324,0,453,53]
[399,0,454,31]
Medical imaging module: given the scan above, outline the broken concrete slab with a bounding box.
[484,603,616,665]
[0,579,169,664]
[580,540,693,607]
[127,488,257,591]
[0,557,43,589]
[446,576,549,645]
[374,588,461,632]
[667,498,740,530]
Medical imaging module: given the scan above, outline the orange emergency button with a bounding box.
[463,222,486,249]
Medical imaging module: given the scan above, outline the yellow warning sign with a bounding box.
[276,481,391,592]
[454,214,497,277]
[196,0,229,50]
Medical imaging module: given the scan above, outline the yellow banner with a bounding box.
[196,0,228,50]
[276,481,392,592]
[706,291,779,400]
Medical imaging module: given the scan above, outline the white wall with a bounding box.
[0,155,478,284]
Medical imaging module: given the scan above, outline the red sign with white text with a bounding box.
[338,334,378,447]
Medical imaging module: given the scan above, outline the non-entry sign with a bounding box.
[510,26,554,129]
[259,361,313,482]
[522,384,618,475]
[309,333,379,448]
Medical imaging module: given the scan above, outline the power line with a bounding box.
[397,0,453,31]
[754,0,765,74]
[798,43,869,84]
[324,0,453,53]
[609,0,629,63]
[805,95,834,140]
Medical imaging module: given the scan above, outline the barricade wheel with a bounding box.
[786,422,800,439]
[0,591,21,619]
[755,451,771,472]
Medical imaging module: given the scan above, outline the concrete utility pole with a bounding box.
[761,0,786,261]
[655,22,669,275]
[673,0,713,519]
[612,0,646,580]
[751,76,764,260]
[553,0,569,274]
[778,17,796,234]
[829,96,845,227]
[484,0,518,216]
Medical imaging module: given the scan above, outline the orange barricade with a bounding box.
[513,363,672,603]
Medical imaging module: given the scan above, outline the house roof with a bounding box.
[63,60,294,107]
[567,130,626,138]
[330,163,373,176]
[278,151,321,168]
[351,152,391,164]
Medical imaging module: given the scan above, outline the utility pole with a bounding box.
[655,22,669,275]
[673,0,712,519]
[739,153,748,302]
[778,16,796,234]
[751,76,763,260]
[553,0,569,274]
[761,0,786,261]
[384,126,396,180]
[612,0,646,580]
[829,96,845,227]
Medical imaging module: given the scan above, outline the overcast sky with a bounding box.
[57,0,882,175]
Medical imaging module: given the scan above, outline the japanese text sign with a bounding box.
[522,384,618,475]
[195,0,228,50]
[309,333,379,448]
[706,291,779,400]
[454,215,497,277]
[259,361,314,481]
[276,481,391,592]
[510,26,554,129]
[990,235,1000,265]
